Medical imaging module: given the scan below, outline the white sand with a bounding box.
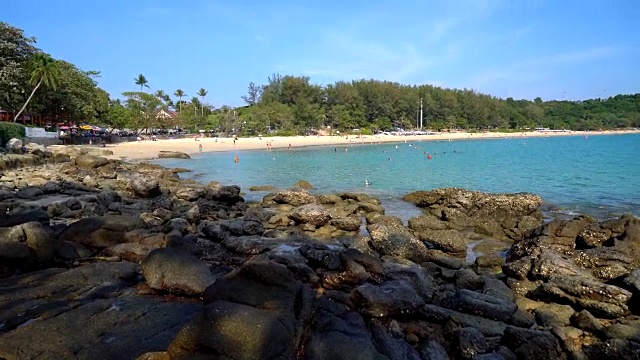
[102,130,640,161]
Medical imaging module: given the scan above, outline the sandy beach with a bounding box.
[100,129,640,161]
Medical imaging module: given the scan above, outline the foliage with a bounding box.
[134,74,149,91]
[103,101,133,131]
[13,53,61,121]
[121,91,164,131]
[0,22,37,111]
[0,122,25,145]
[241,75,640,132]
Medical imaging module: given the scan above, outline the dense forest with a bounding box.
[1,21,639,135]
[230,75,640,134]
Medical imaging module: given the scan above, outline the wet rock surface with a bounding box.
[0,143,639,360]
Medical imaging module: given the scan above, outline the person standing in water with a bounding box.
[234,154,239,163]
[199,143,203,154]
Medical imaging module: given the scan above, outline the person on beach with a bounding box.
[199,144,203,154]
[288,144,291,150]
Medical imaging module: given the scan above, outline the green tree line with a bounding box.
[236,74,640,134]
[2,22,639,135]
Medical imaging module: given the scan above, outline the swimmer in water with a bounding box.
[365,180,372,186]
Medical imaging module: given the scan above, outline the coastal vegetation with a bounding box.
[1,21,639,135]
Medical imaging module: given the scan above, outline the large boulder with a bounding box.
[129,173,161,198]
[169,261,313,359]
[58,215,144,248]
[24,142,46,155]
[288,204,332,227]
[158,150,191,159]
[0,154,40,169]
[351,280,425,317]
[174,187,205,201]
[415,229,467,255]
[502,326,565,360]
[303,297,387,360]
[269,187,316,206]
[0,262,201,359]
[0,208,50,227]
[204,181,243,203]
[75,155,109,169]
[5,138,22,153]
[367,222,430,263]
[142,248,216,296]
[22,221,58,263]
[403,188,543,240]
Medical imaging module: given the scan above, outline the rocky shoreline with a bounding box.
[1,140,639,360]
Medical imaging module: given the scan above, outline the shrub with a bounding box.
[0,123,26,146]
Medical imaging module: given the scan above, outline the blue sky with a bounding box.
[4,0,639,107]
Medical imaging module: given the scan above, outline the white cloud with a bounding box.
[280,31,444,83]
[468,46,622,88]
[254,34,269,44]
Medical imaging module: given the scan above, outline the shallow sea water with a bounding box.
[155,133,640,221]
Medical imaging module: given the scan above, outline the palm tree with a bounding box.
[198,88,208,117]
[14,53,61,122]
[135,74,149,91]
[154,90,168,107]
[174,89,185,114]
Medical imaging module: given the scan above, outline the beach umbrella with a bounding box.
[59,126,69,130]
[80,125,92,130]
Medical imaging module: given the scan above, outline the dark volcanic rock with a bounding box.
[383,259,435,301]
[58,215,144,249]
[304,297,387,360]
[369,320,422,360]
[445,289,518,323]
[0,208,50,227]
[0,262,201,360]
[170,261,312,360]
[420,340,451,360]
[204,181,243,203]
[352,280,425,317]
[501,326,566,360]
[142,248,216,296]
[367,222,430,263]
[420,304,508,337]
[16,186,43,199]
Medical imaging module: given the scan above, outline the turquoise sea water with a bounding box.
[155,134,640,221]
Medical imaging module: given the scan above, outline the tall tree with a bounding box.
[198,88,208,117]
[241,82,261,105]
[174,89,185,114]
[13,53,60,122]
[134,74,149,91]
[154,89,166,99]
[0,22,38,111]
